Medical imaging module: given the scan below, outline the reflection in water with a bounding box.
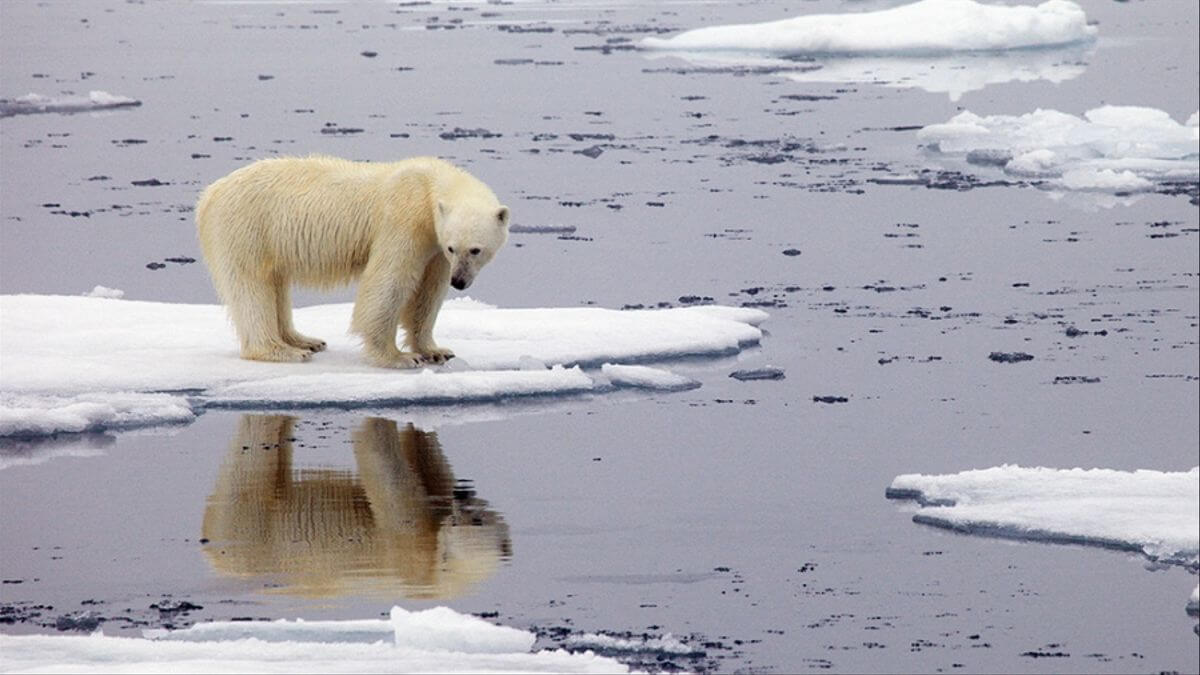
[202,416,511,598]
[644,45,1091,101]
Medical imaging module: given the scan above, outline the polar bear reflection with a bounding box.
[202,416,510,598]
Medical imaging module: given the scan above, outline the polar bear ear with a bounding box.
[497,206,510,227]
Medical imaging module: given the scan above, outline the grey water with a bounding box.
[1,0,1198,672]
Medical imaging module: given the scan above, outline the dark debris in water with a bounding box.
[988,351,1035,364]
[730,367,785,381]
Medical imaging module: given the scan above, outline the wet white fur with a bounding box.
[195,156,509,367]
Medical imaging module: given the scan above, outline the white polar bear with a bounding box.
[195,156,509,368]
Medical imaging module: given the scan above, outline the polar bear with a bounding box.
[195,156,509,368]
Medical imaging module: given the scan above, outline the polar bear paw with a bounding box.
[287,333,327,353]
[243,343,313,363]
[417,347,455,365]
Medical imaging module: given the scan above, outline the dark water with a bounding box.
[1,0,1197,672]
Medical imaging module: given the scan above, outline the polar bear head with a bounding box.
[435,200,509,291]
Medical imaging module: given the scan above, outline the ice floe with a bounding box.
[641,0,1095,100]
[0,606,627,674]
[0,295,765,436]
[918,105,1200,191]
[642,0,1096,55]
[0,90,141,118]
[887,465,1200,568]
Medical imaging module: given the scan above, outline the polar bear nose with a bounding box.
[451,277,469,291]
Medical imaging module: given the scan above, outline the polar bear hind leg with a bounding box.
[221,273,312,363]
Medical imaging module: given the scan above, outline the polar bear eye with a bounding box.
[469,247,481,256]
[447,246,455,254]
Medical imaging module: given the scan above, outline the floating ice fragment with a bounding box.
[0,90,141,117]
[887,465,1200,567]
[82,285,124,299]
[600,363,700,392]
[918,105,1199,192]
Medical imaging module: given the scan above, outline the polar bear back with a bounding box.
[195,155,491,289]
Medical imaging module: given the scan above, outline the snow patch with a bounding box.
[0,606,627,674]
[642,0,1096,55]
[887,465,1200,567]
[600,364,700,392]
[0,90,141,118]
[919,106,1200,191]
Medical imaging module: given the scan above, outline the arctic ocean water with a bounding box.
[1,0,1197,672]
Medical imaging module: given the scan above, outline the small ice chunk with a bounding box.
[600,363,700,392]
[82,285,124,299]
[1058,168,1154,192]
[965,149,1012,167]
[730,366,785,381]
[1005,149,1060,177]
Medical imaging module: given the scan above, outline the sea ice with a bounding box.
[0,90,141,118]
[564,631,702,656]
[887,465,1200,567]
[0,392,195,439]
[0,295,765,436]
[0,606,627,674]
[918,106,1200,191]
[642,0,1096,55]
[600,363,701,392]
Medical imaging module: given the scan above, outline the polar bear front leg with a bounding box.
[402,254,455,364]
[351,257,425,369]
[276,280,326,353]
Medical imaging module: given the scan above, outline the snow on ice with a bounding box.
[919,105,1200,191]
[642,0,1096,55]
[0,606,627,674]
[0,295,765,437]
[0,90,141,118]
[887,465,1200,568]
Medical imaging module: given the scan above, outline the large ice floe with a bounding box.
[887,465,1200,568]
[642,0,1096,55]
[918,106,1200,192]
[641,0,1097,100]
[0,606,627,674]
[0,294,765,437]
[0,90,141,118]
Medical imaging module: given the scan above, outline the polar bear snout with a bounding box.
[451,275,470,291]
